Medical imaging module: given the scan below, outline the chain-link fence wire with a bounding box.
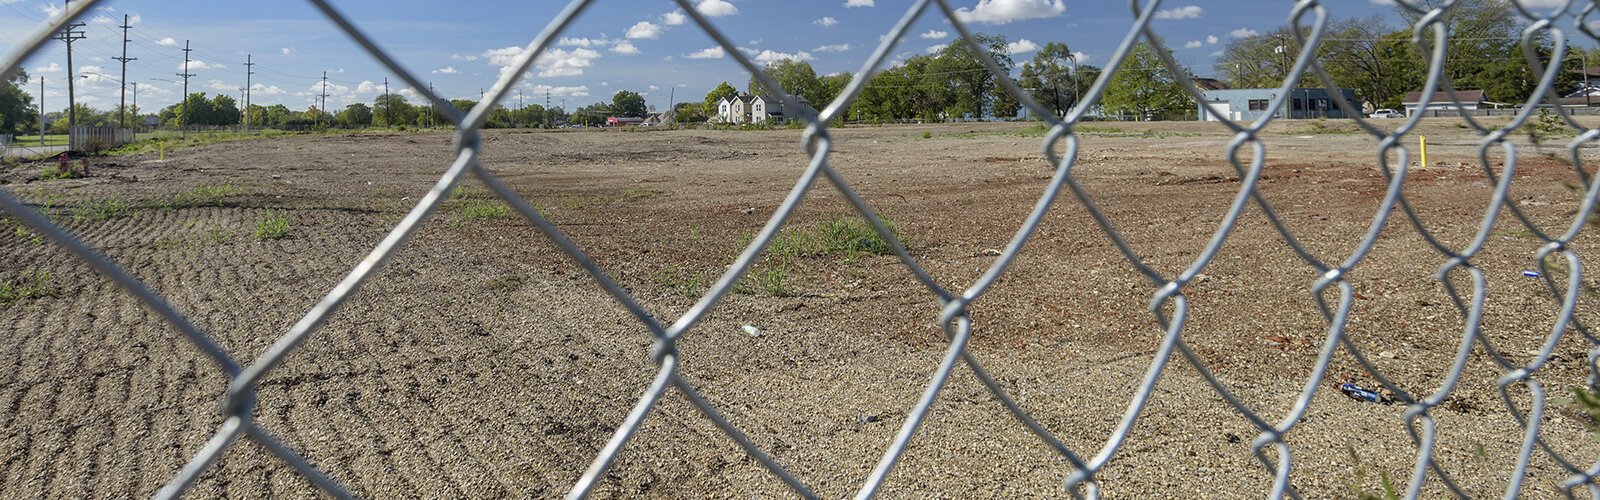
[5,0,1600,497]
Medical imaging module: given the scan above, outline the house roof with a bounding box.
[1192,77,1229,91]
[1402,89,1486,105]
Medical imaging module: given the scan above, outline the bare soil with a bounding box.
[4,119,1600,498]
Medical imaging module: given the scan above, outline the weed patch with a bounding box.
[71,198,130,222]
[0,269,55,305]
[769,215,901,259]
[163,184,239,209]
[255,210,291,240]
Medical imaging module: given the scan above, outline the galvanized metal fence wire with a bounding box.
[5,0,1600,497]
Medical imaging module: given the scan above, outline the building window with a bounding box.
[1248,99,1270,111]
[1292,98,1302,111]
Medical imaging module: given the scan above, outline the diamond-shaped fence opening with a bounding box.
[5,0,1600,497]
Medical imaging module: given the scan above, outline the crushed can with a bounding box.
[1340,383,1385,404]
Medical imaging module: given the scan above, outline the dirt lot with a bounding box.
[4,118,1600,498]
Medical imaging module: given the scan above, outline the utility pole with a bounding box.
[243,54,254,132]
[38,77,45,146]
[113,14,136,129]
[518,89,524,110]
[130,82,137,136]
[383,77,390,128]
[319,71,329,127]
[53,2,85,147]
[427,82,434,128]
[178,39,194,135]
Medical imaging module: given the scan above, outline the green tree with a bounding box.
[0,69,34,135]
[263,104,292,128]
[209,94,240,126]
[49,103,108,133]
[673,101,706,123]
[1102,42,1190,120]
[335,103,373,127]
[749,59,822,105]
[571,102,610,126]
[373,93,417,127]
[1018,42,1081,118]
[928,33,1014,119]
[703,81,738,118]
[611,90,647,118]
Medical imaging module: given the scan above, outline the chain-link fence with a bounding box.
[6,0,1600,498]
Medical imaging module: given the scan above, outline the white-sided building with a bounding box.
[717,94,806,124]
[1401,89,1486,117]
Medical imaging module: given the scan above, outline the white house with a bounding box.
[1402,89,1486,117]
[717,94,807,124]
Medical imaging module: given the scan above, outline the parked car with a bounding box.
[1369,108,1402,119]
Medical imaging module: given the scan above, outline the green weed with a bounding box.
[255,210,291,240]
[0,269,55,305]
[769,215,901,260]
[1342,443,1402,500]
[458,198,509,220]
[757,265,794,297]
[37,164,76,180]
[656,266,709,299]
[163,184,239,209]
[71,198,130,222]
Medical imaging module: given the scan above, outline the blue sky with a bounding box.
[2,1,1456,115]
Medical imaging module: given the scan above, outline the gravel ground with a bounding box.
[3,119,1600,497]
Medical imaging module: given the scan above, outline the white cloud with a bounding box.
[662,10,687,25]
[1184,40,1204,49]
[356,81,380,93]
[845,0,875,6]
[696,0,738,17]
[1367,0,1395,4]
[525,84,590,98]
[1207,35,1220,44]
[250,83,286,96]
[206,79,233,91]
[919,29,949,40]
[626,21,662,39]
[1155,5,1203,20]
[433,66,460,74]
[686,46,725,59]
[1072,51,1090,64]
[280,47,295,55]
[559,37,609,48]
[814,44,850,53]
[1006,38,1039,55]
[481,46,600,78]
[533,48,601,77]
[1230,28,1259,38]
[815,16,838,27]
[610,40,640,54]
[450,53,480,61]
[182,60,225,71]
[483,46,527,67]
[649,85,660,90]
[953,0,1065,25]
[92,15,113,25]
[32,62,61,74]
[156,37,178,47]
[925,44,947,54]
[753,50,814,64]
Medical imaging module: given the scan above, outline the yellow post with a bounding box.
[1419,135,1427,168]
[159,141,164,161]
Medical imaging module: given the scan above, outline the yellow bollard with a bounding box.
[159,141,164,161]
[1419,135,1427,168]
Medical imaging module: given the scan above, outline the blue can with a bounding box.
[1523,271,1541,278]
[1340,383,1384,403]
